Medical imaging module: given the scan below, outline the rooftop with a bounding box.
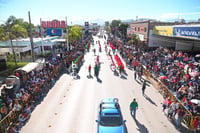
[0,36,60,47]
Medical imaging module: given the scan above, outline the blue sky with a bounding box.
[0,0,200,25]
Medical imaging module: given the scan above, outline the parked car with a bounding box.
[96,98,127,133]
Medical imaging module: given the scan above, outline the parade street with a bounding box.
[20,35,190,133]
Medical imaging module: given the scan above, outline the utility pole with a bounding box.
[8,28,18,68]
[66,16,69,50]
[28,11,35,62]
[40,18,44,56]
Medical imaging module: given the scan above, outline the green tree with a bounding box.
[66,25,82,45]
[22,21,36,37]
[0,16,28,41]
[0,16,30,68]
[110,19,121,36]
[104,21,111,33]
[0,26,9,41]
[119,23,128,39]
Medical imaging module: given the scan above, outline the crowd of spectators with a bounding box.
[140,48,200,114]
[0,54,64,132]
[116,40,200,115]
[0,36,89,132]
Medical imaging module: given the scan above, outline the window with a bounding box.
[140,27,144,32]
[138,27,140,32]
[132,27,135,31]
[144,27,147,32]
[100,116,122,126]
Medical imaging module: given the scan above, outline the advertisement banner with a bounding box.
[127,28,133,34]
[153,26,173,36]
[173,26,200,39]
[138,34,144,41]
[46,28,62,36]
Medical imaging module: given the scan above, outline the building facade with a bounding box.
[128,20,200,51]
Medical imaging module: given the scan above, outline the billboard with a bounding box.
[153,26,173,36]
[173,26,200,39]
[42,21,66,28]
[46,28,62,36]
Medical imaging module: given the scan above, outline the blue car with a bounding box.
[96,98,127,133]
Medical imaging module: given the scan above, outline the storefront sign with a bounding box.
[173,26,200,39]
[46,28,62,36]
[42,21,66,28]
[153,26,173,36]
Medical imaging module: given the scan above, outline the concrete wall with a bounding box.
[149,30,175,48]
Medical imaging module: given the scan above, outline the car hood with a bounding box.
[99,125,124,133]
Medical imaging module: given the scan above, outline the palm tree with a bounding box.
[65,25,82,47]
[0,16,29,68]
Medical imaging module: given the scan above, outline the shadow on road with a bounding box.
[163,114,193,133]
[120,75,127,80]
[87,75,93,79]
[135,79,142,85]
[97,77,102,83]
[114,70,119,76]
[133,118,149,133]
[140,78,151,86]
[123,71,128,76]
[143,95,157,107]
[76,75,81,80]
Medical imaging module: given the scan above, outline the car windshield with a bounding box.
[100,116,122,126]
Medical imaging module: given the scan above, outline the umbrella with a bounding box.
[133,51,138,54]
[159,75,168,80]
[195,54,200,58]
[191,99,200,105]
[189,71,200,77]
[184,57,189,61]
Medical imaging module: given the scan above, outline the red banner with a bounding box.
[114,55,124,70]
[109,41,116,50]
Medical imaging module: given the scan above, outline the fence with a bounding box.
[143,66,199,130]
[0,63,62,132]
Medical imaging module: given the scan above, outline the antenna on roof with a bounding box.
[136,16,138,21]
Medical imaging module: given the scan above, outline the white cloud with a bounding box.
[160,12,200,20]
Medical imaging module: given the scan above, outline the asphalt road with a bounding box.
[20,35,188,133]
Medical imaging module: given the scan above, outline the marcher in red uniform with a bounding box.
[97,56,100,64]
[99,46,101,52]
[94,49,96,55]
[88,65,91,76]
[193,117,200,133]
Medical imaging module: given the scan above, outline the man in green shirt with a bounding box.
[130,98,138,119]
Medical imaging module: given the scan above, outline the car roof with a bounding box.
[101,108,120,117]
[100,98,120,110]
[101,98,118,104]
[101,103,116,109]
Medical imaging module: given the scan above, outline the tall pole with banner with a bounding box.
[40,18,45,55]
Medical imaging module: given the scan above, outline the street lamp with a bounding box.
[0,20,18,68]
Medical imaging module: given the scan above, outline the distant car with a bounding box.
[96,98,126,133]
